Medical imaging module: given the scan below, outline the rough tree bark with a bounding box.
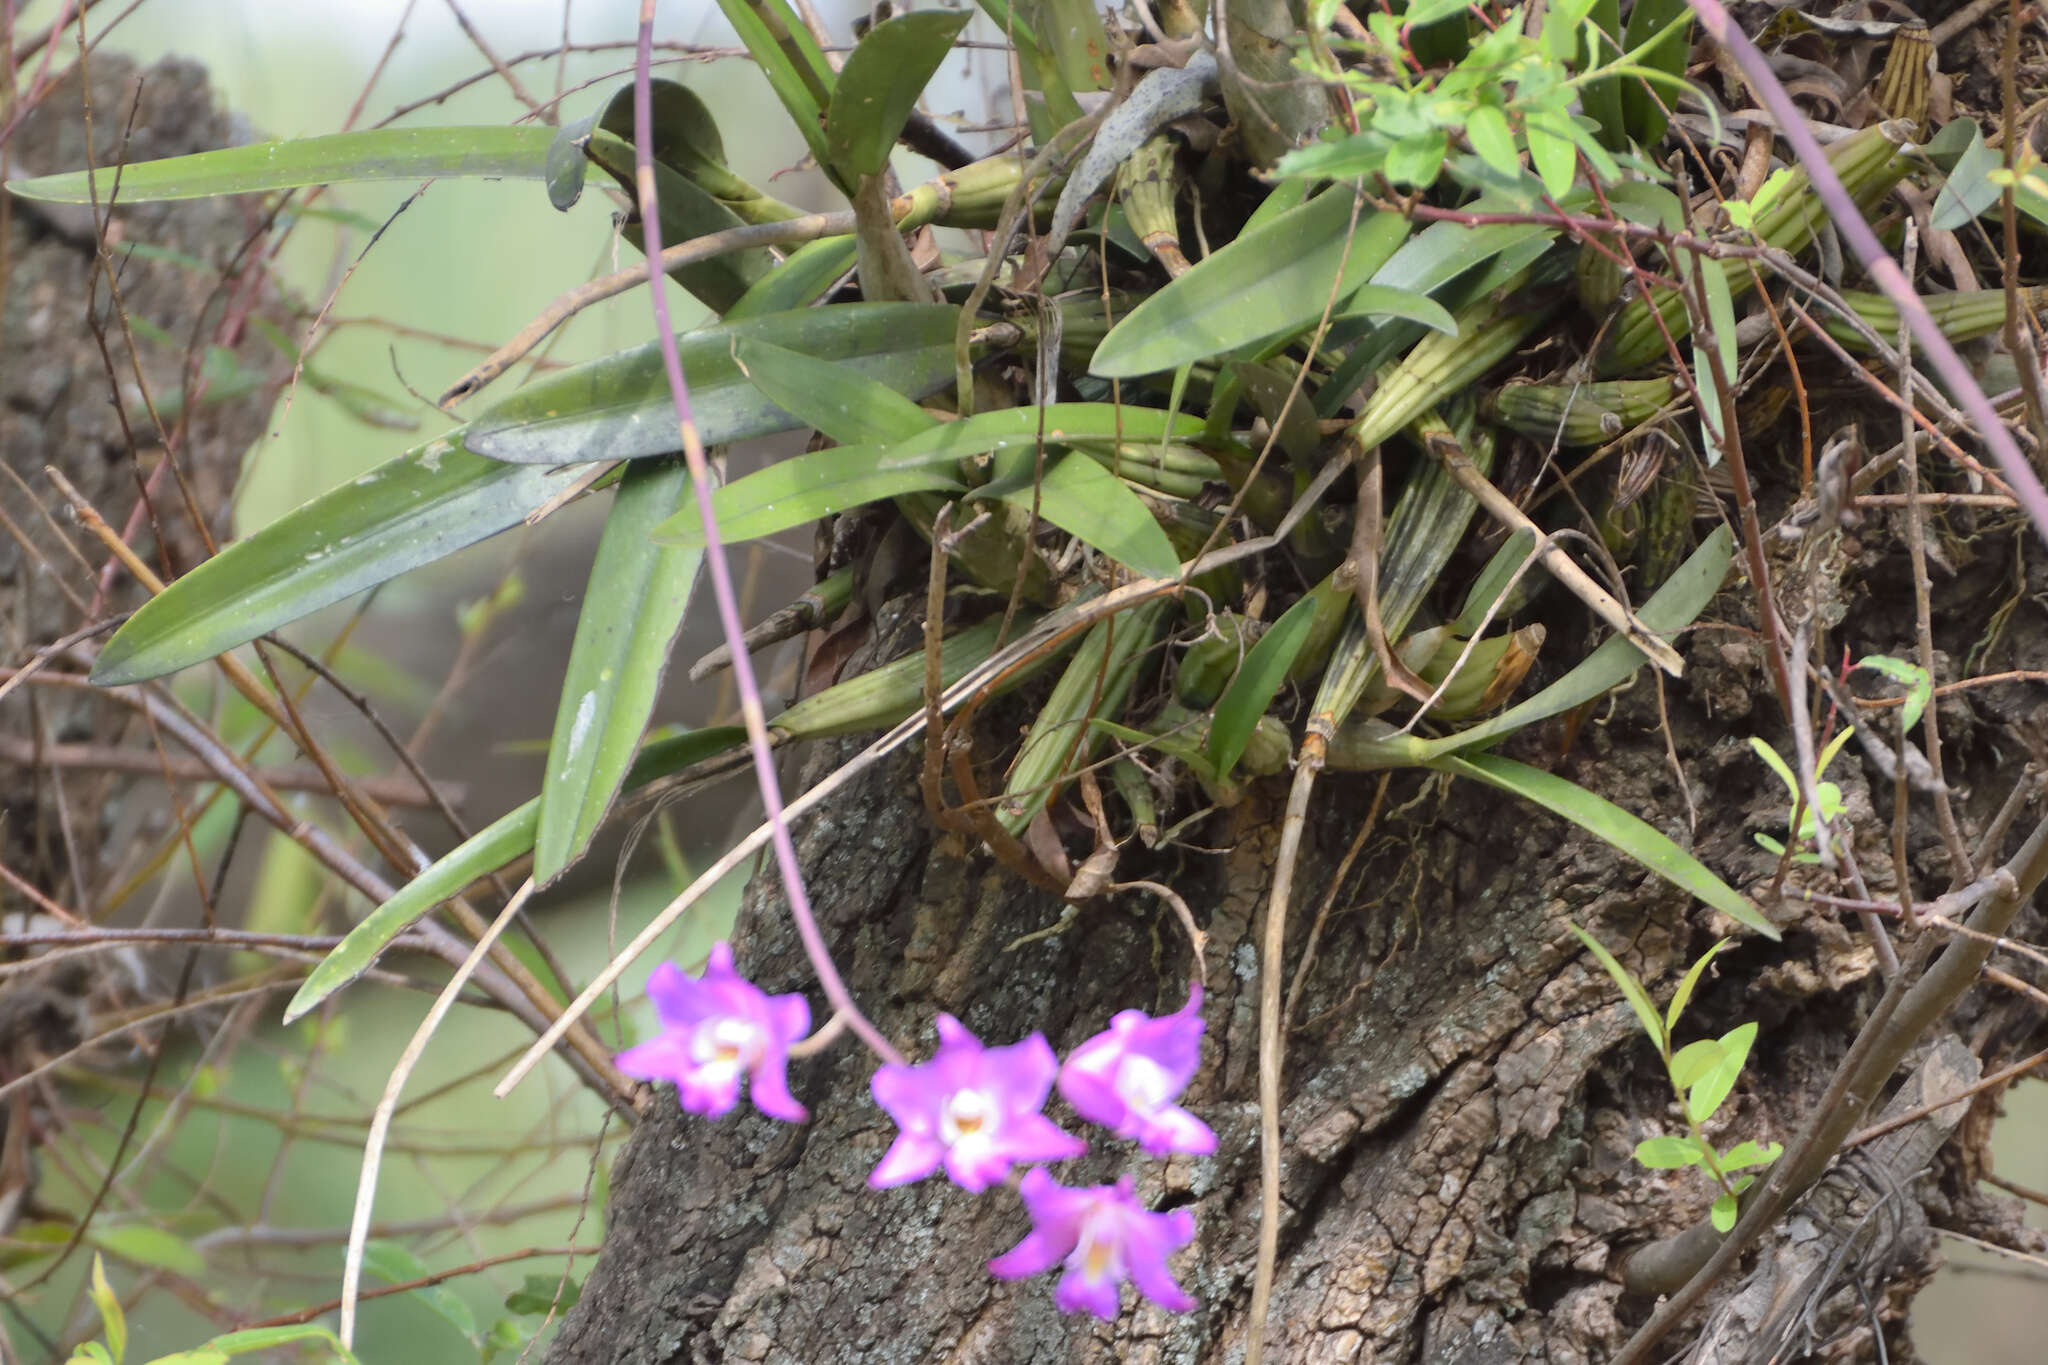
[546,567,2045,1362]
[1,52,280,906]
[0,51,282,1083]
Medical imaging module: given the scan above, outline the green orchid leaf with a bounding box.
[591,78,795,219]
[580,129,767,311]
[1619,0,1693,147]
[1691,250,1739,466]
[827,10,974,180]
[654,446,964,549]
[545,113,598,209]
[1090,190,1412,377]
[1240,176,1311,236]
[714,0,836,180]
[724,235,859,319]
[733,337,938,445]
[282,726,746,1023]
[1021,0,1114,95]
[92,434,596,686]
[1420,525,1732,758]
[464,302,961,464]
[534,460,704,885]
[1207,588,1319,775]
[989,451,1180,578]
[1461,756,1775,937]
[4,125,555,203]
[876,403,1209,471]
[1335,284,1458,335]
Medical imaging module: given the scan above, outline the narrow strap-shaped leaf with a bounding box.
[1333,285,1458,335]
[826,10,974,180]
[876,403,1208,470]
[534,460,704,884]
[714,0,837,185]
[1207,586,1321,775]
[282,726,746,1023]
[990,451,1180,578]
[733,337,937,444]
[465,302,961,465]
[91,435,597,686]
[1090,188,1411,377]
[1418,526,1732,758]
[654,447,964,549]
[1329,526,1734,772]
[1437,753,1776,938]
[5,126,555,203]
[724,236,859,319]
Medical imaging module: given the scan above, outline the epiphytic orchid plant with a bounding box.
[24,0,2037,1354]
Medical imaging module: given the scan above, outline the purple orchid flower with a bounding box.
[1057,983,1216,1157]
[613,943,810,1123]
[869,1014,1087,1193]
[988,1169,1198,1319]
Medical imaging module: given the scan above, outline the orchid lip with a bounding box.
[940,1088,997,1144]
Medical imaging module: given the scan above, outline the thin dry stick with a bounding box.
[1894,222,1975,875]
[0,736,458,807]
[1422,431,1685,675]
[340,876,535,1347]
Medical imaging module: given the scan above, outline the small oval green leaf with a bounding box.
[89,1223,204,1276]
[1634,1135,1708,1169]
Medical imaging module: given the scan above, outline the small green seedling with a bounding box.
[1572,929,1783,1232]
[69,1253,362,1364]
[1750,726,1855,863]
[1854,654,1933,733]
